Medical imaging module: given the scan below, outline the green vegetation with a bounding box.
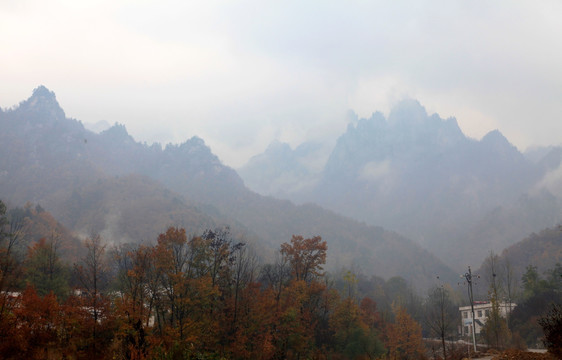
[509,264,562,348]
[538,303,562,358]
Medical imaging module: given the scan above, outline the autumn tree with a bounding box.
[385,304,425,360]
[360,297,381,331]
[5,287,62,359]
[154,227,219,353]
[228,282,277,359]
[57,294,103,358]
[153,227,192,341]
[112,244,159,358]
[273,279,317,359]
[281,235,327,282]
[330,271,363,353]
[251,236,328,359]
[358,297,386,359]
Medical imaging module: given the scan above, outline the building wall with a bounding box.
[459,302,516,337]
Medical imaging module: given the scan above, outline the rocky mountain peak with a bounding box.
[100,123,135,144]
[388,98,427,127]
[16,85,66,122]
[482,129,508,145]
[265,140,292,154]
[481,129,521,158]
[324,99,468,179]
[179,136,211,153]
[163,136,221,165]
[32,85,56,99]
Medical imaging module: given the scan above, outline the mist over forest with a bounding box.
[3,1,562,358]
[2,85,562,284]
[0,86,561,359]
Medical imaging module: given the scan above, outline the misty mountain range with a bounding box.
[240,99,562,269]
[1,86,561,290]
[0,86,462,290]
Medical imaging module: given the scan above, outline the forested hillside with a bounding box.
[476,225,562,287]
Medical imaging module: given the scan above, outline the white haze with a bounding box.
[535,163,562,198]
[1,0,562,167]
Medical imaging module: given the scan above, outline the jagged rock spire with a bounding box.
[15,85,66,122]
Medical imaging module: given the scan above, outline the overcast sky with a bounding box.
[1,0,561,167]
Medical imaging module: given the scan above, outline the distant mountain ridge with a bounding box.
[238,140,323,197]
[0,86,457,289]
[239,100,562,270]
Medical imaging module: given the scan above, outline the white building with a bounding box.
[459,301,516,337]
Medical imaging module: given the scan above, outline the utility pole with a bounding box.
[462,266,478,353]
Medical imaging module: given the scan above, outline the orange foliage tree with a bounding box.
[112,244,159,359]
[281,235,327,282]
[153,227,221,355]
[0,223,399,359]
[9,287,61,359]
[385,304,425,360]
[270,235,329,359]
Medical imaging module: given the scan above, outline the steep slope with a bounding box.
[500,225,562,276]
[0,86,457,289]
[476,225,562,288]
[3,202,85,263]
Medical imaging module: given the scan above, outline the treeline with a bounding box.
[0,200,425,360]
[1,200,560,359]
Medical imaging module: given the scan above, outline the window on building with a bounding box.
[464,326,469,335]
[477,310,482,317]
[463,311,468,319]
[485,309,489,317]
